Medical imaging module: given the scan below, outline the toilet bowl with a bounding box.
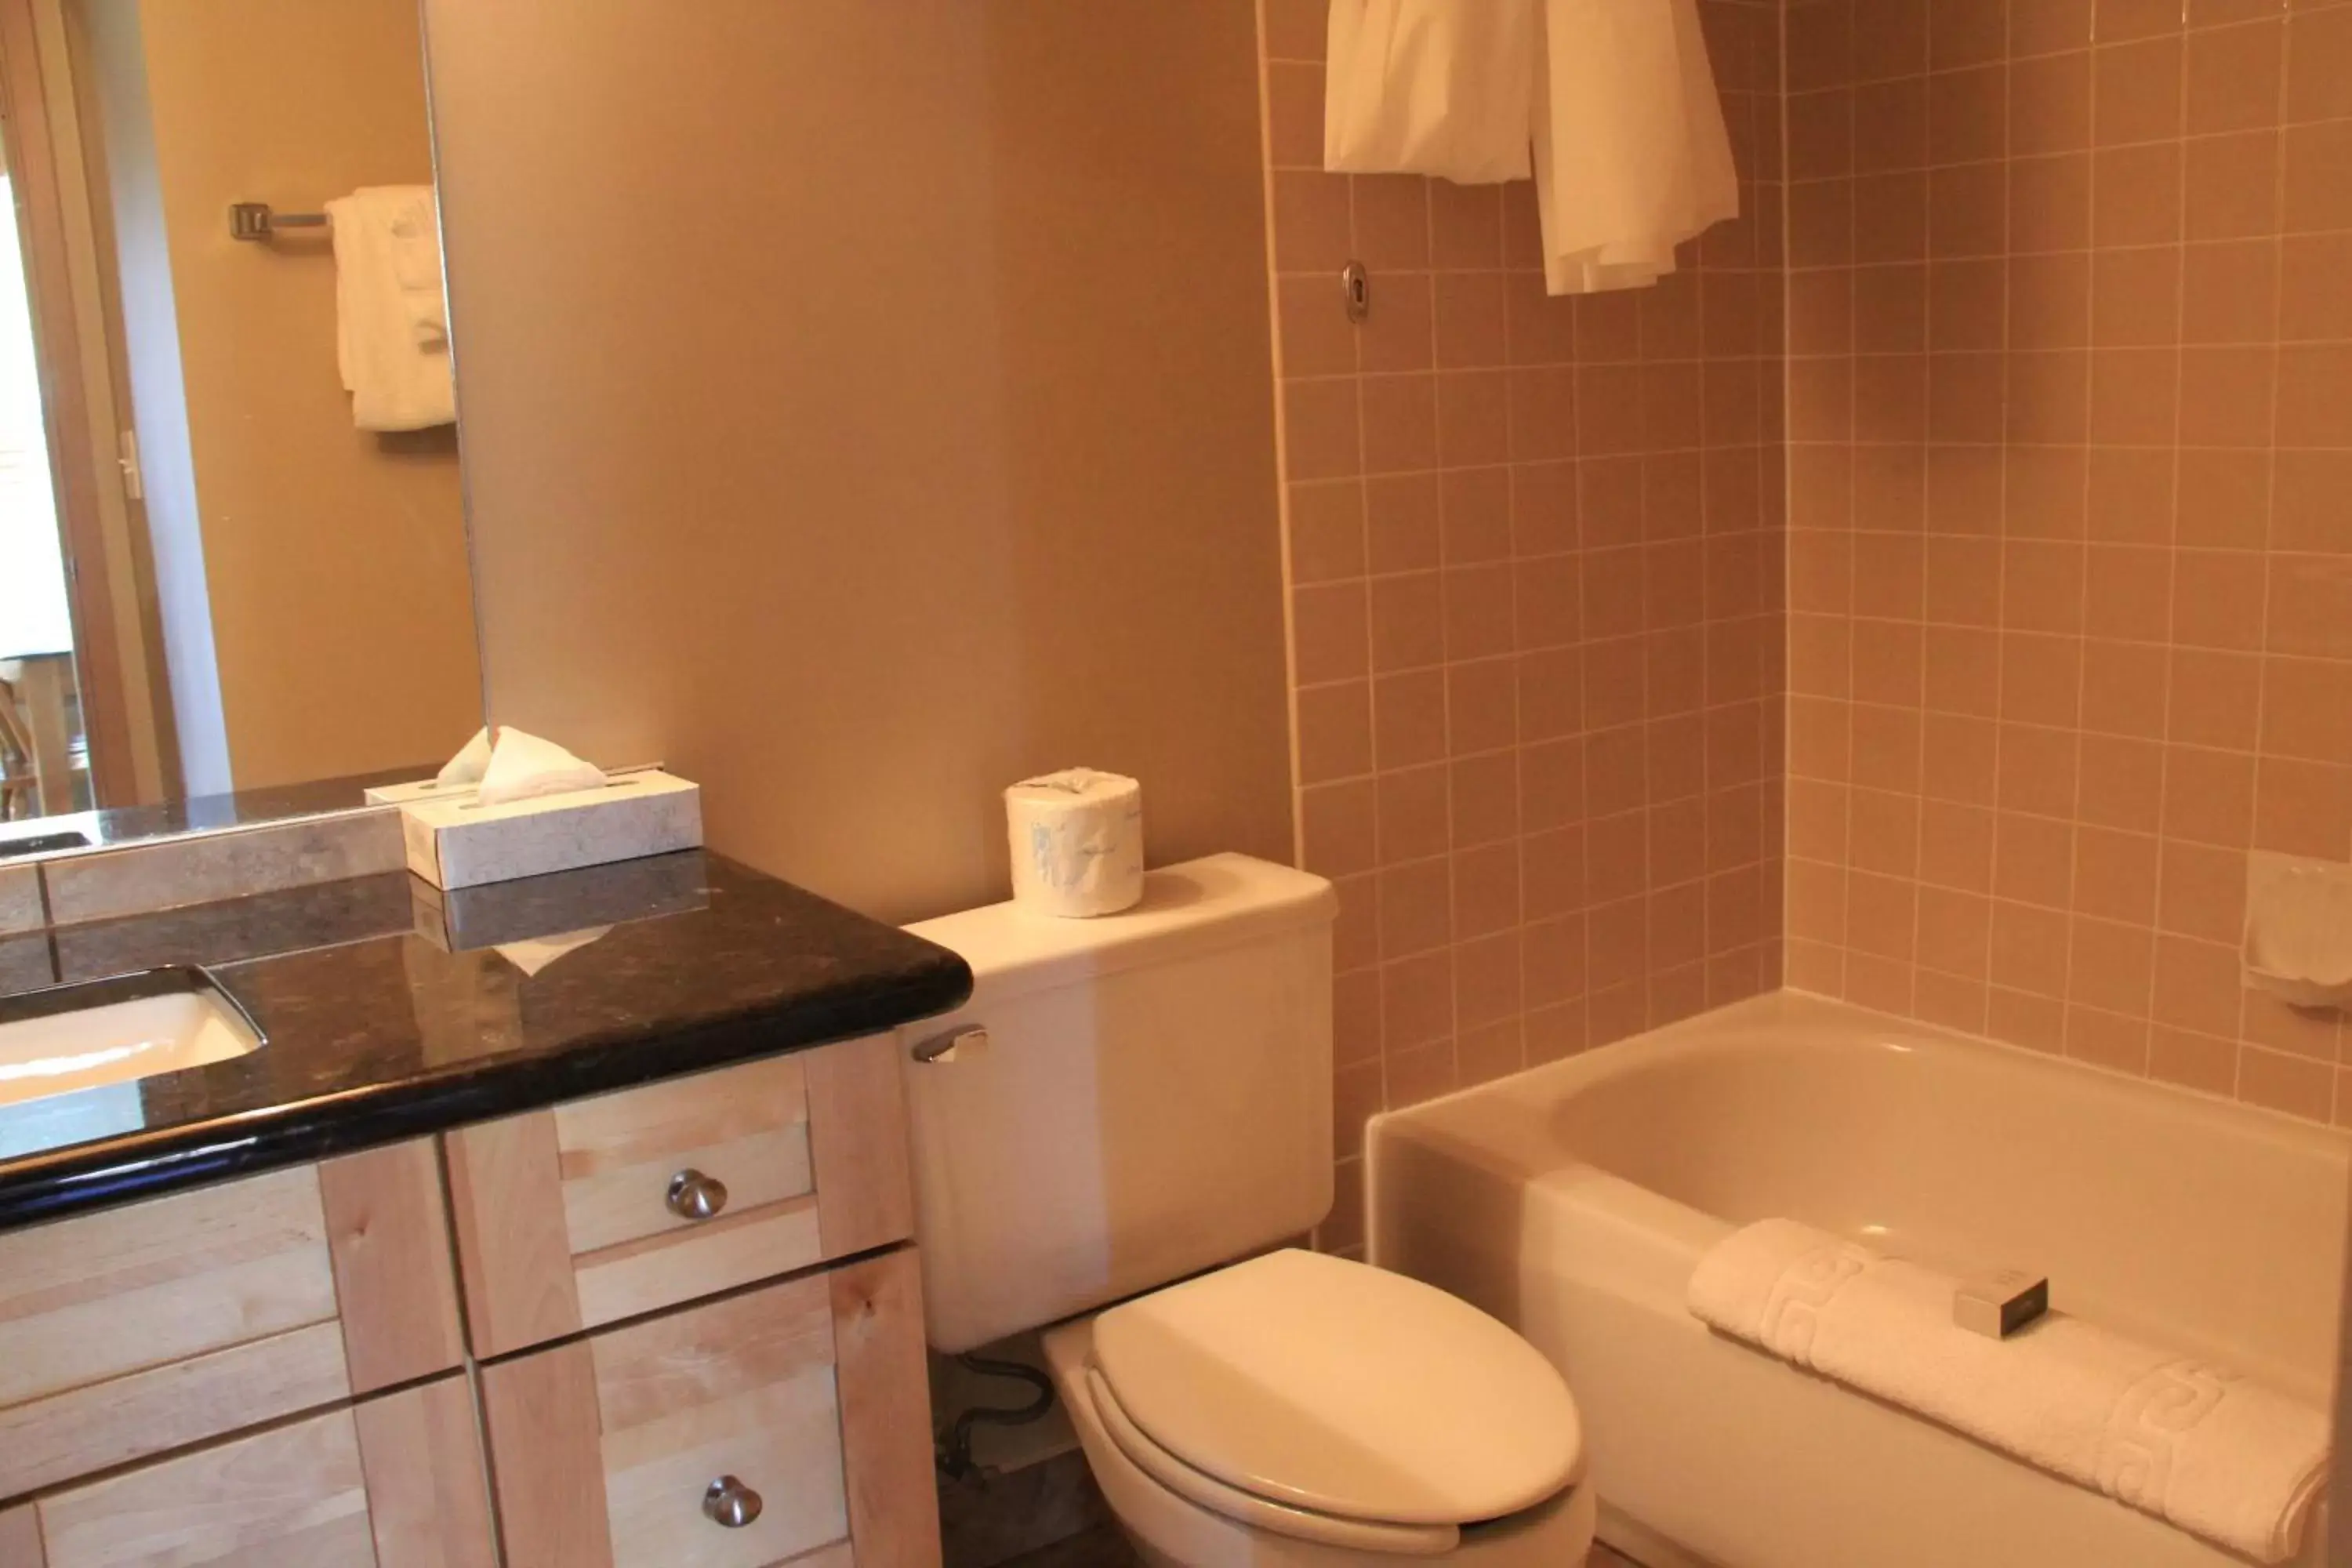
[898,855,1598,1567]
[1039,1250,1595,1567]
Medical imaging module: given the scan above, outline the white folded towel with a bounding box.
[326,185,454,431]
[387,193,450,350]
[1689,1219,2328,1563]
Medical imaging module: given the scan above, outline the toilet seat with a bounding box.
[1085,1366,1463,1556]
[1088,1249,1584,1537]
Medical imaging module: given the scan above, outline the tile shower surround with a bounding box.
[1258,0,2352,1254]
[1780,0,2352,1127]
[1258,0,1790,1252]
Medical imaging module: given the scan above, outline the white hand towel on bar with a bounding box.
[326,185,454,431]
[387,191,450,350]
[1688,1218,2328,1564]
[1322,0,1737,295]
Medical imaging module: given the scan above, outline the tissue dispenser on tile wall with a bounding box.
[2243,852,2352,1011]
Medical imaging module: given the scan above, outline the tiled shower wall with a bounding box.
[1258,0,1788,1252]
[1782,0,2352,1122]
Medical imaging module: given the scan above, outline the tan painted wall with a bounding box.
[129,0,480,790]
[426,1,1293,922]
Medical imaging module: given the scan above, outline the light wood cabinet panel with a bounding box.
[0,1165,336,1413]
[830,1250,940,1568]
[0,1141,462,1502]
[318,1138,467,1394]
[0,1167,346,1502]
[485,1262,936,1568]
[447,1035,914,1356]
[351,1377,499,1568]
[33,1375,492,1568]
[0,1504,42,1566]
[0,1319,350,1508]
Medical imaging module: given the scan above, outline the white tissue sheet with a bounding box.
[1004,768,1145,918]
[434,727,494,789]
[475,729,608,808]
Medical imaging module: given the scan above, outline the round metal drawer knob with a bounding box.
[703,1475,763,1528]
[666,1168,729,1221]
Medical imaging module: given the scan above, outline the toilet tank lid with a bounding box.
[903,853,1334,1002]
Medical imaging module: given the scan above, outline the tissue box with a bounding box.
[409,848,710,949]
[400,771,702,890]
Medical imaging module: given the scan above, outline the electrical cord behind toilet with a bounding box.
[937,1352,1058,1481]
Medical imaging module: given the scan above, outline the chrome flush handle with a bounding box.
[911,1024,989,1064]
[666,1168,729,1221]
[703,1475,763,1527]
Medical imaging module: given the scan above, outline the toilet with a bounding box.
[900,853,1595,1566]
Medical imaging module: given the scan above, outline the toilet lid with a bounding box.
[1089,1249,1582,1527]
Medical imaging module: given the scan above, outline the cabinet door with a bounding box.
[482,1249,937,1568]
[28,1374,492,1568]
[0,1139,463,1501]
[445,1033,914,1356]
[0,1505,40,1566]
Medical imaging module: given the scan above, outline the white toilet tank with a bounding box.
[898,853,1336,1353]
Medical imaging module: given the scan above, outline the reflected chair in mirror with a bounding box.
[0,673,36,819]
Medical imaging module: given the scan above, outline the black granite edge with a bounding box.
[0,955,971,1232]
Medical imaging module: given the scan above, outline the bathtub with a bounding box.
[1367,993,2348,1568]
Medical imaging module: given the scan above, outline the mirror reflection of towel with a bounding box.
[325,185,455,431]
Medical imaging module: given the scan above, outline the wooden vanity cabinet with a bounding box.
[2,1375,495,1568]
[0,1032,941,1568]
[442,1032,915,1358]
[0,1138,463,1502]
[481,1248,932,1568]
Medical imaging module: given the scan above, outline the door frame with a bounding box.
[0,0,142,808]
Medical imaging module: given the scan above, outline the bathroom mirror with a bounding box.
[0,0,481,859]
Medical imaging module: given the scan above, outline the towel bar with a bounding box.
[227,202,329,241]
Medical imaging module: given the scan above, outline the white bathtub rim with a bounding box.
[1370,988,2352,1163]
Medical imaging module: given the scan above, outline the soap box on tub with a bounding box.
[399,769,702,890]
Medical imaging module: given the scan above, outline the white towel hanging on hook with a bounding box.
[1530,0,1739,293]
[1323,0,1738,295]
[1325,0,1536,183]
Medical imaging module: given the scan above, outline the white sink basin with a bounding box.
[0,972,261,1109]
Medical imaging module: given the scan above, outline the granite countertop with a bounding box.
[0,851,972,1231]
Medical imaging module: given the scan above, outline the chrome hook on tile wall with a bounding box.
[1342,260,1370,324]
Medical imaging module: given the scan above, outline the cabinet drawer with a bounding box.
[481,1249,936,1568]
[9,1374,494,1568]
[445,1033,913,1356]
[0,1139,463,1501]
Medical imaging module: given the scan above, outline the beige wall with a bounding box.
[426,1,1292,923]
[1782,0,2352,1123]
[125,0,480,791]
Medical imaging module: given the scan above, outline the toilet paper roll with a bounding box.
[1005,768,1145,918]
